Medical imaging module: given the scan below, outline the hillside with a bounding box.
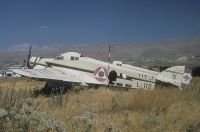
[0,37,200,67]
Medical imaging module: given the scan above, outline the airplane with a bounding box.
[12,46,192,90]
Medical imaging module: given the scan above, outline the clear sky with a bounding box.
[0,0,200,48]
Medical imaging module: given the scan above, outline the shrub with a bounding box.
[0,98,66,132]
[143,115,160,129]
[67,108,96,132]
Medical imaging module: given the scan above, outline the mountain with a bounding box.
[0,37,200,67]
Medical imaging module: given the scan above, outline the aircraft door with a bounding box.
[108,70,117,84]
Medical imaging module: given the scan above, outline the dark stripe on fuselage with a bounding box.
[117,76,155,83]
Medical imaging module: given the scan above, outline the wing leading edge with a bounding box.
[12,67,104,85]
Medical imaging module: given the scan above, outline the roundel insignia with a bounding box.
[172,73,177,79]
[94,67,108,81]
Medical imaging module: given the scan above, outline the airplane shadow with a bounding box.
[33,83,72,97]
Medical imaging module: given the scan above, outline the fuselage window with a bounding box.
[71,56,75,60]
[120,73,126,79]
[116,83,123,86]
[56,56,64,60]
[125,84,132,88]
[120,73,123,78]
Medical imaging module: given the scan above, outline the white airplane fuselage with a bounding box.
[26,52,192,90]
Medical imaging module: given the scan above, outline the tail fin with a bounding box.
[156,66,192,89]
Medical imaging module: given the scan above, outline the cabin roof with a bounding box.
[61,52,82,57]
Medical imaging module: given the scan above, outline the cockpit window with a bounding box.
[71,56,79,61]
[71,56,74,60]
[56,56,64,60]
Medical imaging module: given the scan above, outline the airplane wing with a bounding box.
[12,67,105,85]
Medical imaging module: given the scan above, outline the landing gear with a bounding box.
[33,81,72,96]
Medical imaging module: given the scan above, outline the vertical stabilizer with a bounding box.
[156,66,192,89]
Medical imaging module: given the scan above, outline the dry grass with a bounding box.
[0,77,200,132]
[0,77,45,91]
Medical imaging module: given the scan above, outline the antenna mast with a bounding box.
[108,44,111,72]
[109,44,111,63]
[107,44,111,85]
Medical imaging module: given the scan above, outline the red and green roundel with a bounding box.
[94,67,108,81]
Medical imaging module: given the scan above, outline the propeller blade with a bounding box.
[27,45,32,68]
[28,45,31,58]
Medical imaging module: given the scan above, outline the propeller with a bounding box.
[27,45,34,69]
[27,45,38,69]
[26,45,39,69]
[28,45,32,60]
